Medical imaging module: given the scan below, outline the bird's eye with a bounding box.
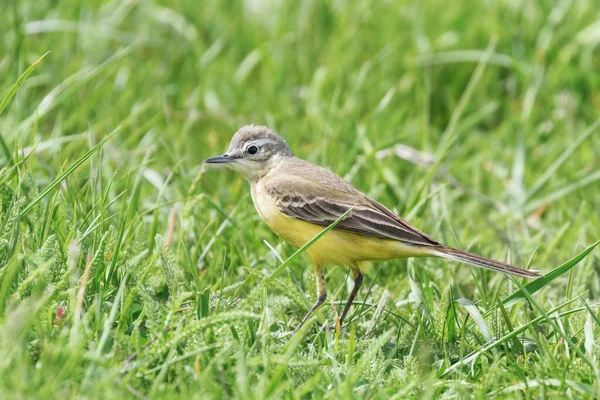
[247,145,258,155]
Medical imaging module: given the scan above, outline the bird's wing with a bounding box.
[264,160,440,247]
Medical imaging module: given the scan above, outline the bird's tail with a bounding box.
[429,246,541,279]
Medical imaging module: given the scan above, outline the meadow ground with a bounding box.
[1,0,600,398]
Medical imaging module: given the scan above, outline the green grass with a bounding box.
[1,0,600,398]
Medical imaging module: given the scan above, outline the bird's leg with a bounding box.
[293,263,326,334]
[330,266,363,331]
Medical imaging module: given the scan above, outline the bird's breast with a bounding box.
[251,182,308,248]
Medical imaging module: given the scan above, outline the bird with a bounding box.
[204,125,541,333]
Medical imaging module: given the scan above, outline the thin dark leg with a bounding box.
[294,292,326,334]
[293,263,326,334]
[337,269,363,330]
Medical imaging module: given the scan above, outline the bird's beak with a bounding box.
[203,154,236,164]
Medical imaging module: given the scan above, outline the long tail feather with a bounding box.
[429,246,541,278]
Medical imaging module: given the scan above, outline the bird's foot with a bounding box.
[321,320,343,333]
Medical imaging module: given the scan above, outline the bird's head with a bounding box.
[203,125,294,182]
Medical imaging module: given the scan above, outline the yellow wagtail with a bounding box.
[204,125,541,332]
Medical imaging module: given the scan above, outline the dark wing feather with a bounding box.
[264,159,440,247]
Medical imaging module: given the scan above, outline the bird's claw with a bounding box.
[320,321,342,333]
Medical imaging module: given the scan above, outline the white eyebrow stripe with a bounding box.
[246,138,274,148]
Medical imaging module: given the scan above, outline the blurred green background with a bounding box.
[1,0,600,398]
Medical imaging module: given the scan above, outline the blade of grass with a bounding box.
[268,206,355,281]
[489,378,597,397]
[438,38,498,154]
[263,315,320,398]
[503,240,600,306]
[511,280,597,372]
[584,311,594,356]
[345,329,394,390]
[581,298,600,327]
[443,300,598,377]
[526,117,600,200]
[0,52,50,115]
[19,127,120,217]
[525,169,600,213]
[15,45,134,139]
[464,240,600,332]
[95,273,129,356]
[0,51,50,166]
[203,194,253,242]
[408,38,497,209]
[456,298,493,342]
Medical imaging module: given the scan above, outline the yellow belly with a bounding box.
[251,184,427,266]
